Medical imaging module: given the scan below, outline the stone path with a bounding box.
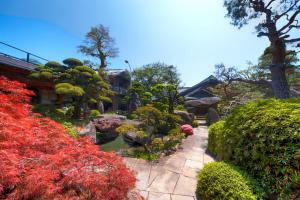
[124,122,215,200]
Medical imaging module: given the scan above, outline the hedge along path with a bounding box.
[124,120,215,200]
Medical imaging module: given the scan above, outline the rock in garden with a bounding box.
[93,116,122,144]
[123,131,147,146]
[174,110,194,125]
[181,124,194,136]
[185,97,221,108]
[207,107,220,125]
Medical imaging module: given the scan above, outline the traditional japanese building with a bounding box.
[0,42,57,104]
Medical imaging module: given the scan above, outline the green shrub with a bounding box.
[89,109,101,120]
[191,120,199,128]
[208,120,225,156]
[61,121,78,138]
[125,147,160,161]
[213,98,300,198]
[197,162,265,200]
[33,104,65,121]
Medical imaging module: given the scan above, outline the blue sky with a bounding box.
[0,0,273,86]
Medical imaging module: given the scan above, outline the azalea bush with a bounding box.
[196,162,265,200]
[0,76,136,200]
[208,99,300,198]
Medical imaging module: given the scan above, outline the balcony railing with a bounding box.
[0,41,48,66]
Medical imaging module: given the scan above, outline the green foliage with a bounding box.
[33,104,78,137]
[55,83,85,96]
[125,147,160,161]
[197,162,265,200]
[30,58,113,119]
[33,104,65,121]
[210,98,300,198]
[61,121,78,138]
[135,105,163,128]
[191,120,199,128]
[157,113,182,135]
[127,63,182,113]
[89,109,101,120]
[63,58,83,68]
[99,95,112,103]
[116,124,138,135]
[208,120,225,156]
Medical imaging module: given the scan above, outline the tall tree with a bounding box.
[78,25,119,70]
[224,0,300,98]
[127,63,182,113]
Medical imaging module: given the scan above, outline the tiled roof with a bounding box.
[179,75,220,96]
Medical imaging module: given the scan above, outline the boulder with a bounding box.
[181,124,194,136]
[93,117,122,144]
[174,111,194,125]
[207,107,220,125]
[78,121,97,142]
[123,131,148,146]
[185,97,221,108]
[185,97,221,115]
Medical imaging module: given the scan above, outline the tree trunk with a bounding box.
[72,98,83,119]
[99,54,106,69]
[269,65,290,99]
[270,39,290,99]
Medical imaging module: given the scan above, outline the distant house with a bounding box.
[179,75,220,115]
[0,42,131,111]
[179,75,220,100]
[0,46,57,104]
[105,69,131,112]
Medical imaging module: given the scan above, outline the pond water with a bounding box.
[100,135,130,152]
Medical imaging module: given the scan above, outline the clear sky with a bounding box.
[0,0,272,86]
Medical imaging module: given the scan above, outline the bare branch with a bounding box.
[230,78,272,87]
[285,38,300,43]
[274,1,299,21]
[278,9,300,33]
[266,0,276,8]
[257,31,270,37]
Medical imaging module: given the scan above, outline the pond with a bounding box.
[100,135,130,152]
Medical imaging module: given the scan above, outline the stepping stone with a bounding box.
[135,162,152,190]
[148,170,180,193]
[139,190,149,199]
[148,192,171,200]
[163,155,186,173]
[123,157,138,169]
[185,160,203,170]
[171,195,195,200]
[182,166,199,178]
[173,175,197,196]
[203,153,215,164]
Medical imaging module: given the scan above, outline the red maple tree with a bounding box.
[0,76,137,200]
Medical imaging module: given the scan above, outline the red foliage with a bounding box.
[181,124,194,136]
[0,76,136,200]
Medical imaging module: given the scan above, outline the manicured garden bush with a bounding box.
[0,76,136,199]
[207,120,225,156]
[209,98,300,198]
[89,109,101,120]
[196,162,265,200]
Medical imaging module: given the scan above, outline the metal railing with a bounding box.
[0,41,48,65]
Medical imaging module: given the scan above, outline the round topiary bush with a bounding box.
[211,98,300,198]
[196,162,264,200]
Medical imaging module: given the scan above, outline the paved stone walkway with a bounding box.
[124,123,215,200]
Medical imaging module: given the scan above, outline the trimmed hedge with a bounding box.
[208,98,300,198]
[196,162,264,200]
[208,120,225,155]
